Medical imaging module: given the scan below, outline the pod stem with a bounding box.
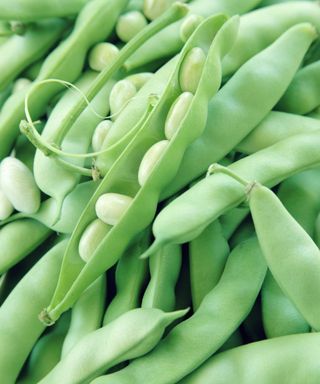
[39,308,55,326]
[206,163,250,186]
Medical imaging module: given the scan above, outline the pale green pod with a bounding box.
[116,11,148,42]
[92,120,113,152]
[0,157,40,214]
[179,47,206,93]
[0,189,13,220]
[89,42,120,72]
[12,78,32,93]
[62,276,106,357]
[143,0,185,20]
[79,219,111,262]
[39,308,188,384]
[164,91,193,139]
[138,140,170,186]
[95,193,133,225]
[180,14,204,43]
[109,79,137,120]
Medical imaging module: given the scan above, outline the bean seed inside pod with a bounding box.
[95,193,133,226]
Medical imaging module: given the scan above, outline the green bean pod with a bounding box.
[0,219,51,274]
[43,14,239,324]
[262,271,310,338]
[237,111,320,154]
[0,19,67,92]
[248,182,320,331]
[33,71,115,222]
[0,0,90,21]
[0,0,128,159]
[142,243,182,312]
[103,233,149,324]
[189,220,229,310]
[92,237,266,384]
[277,60,320,114]
[180,332,320,384]
[19,315,70,384]
[124,0,261,70]
[145,130,320,256]
[39,308,188,384]
[61,275,106,357]
[0,239,67,383]
[222,1,320,77]
[219,207,249,240]
[164,22,317,198]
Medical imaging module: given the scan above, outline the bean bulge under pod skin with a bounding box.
[39,308,187,384]
[93,237,266,384]
[180,333,320,384]
[0,157,41,214]
[0,239,67,384]
[248,183,320,331]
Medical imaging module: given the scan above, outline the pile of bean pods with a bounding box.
[1,0,320,382]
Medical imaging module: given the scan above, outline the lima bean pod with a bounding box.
[92,237,266,384]
[0,0,128,159]
[237,111,320,154]
[277,59,320,115]
[219,207,249,240]
[0,239,67,384]
[103,232,149,324]
[42,14,239,324]
[163,22,316,198]
[61,275,106,357]
[124,0,261,70]
[0,219,51,274]
[0,0,90,21]
[0,19,67,92]
[189,219,229,310]
[180,333,320,384]
[142,243,182,312]
[248,182,320,331]
[222,1,320,76]
[39,308,188,384]
[144,130,320,256]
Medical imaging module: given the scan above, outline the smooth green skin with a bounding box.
[124,0,261,70]
[0,0,127,159]
[62,275,106,357]
[103,233,149,324]
[249,183,320,331]
[189,220,229,310]
[163,22,317,198]
[0,0,90,21]
[218,329,244,353]
[39,308,187,384]
[19,314,70,384]
[0,239,67,384]
[0,219,51,274]
[229,220,255,250]
[260,0,314,7]
[222,1,320,77]
[92,237,266,384]
[142,243,182,312]
[262,271,310,339]
[45,15,239,323]
[180,333,320,384]
[237,111,320,154]
[0,19,67,92]
[34,71,115,222]
[2,180,99,234]
[315,212,320,248]
[23,58,44,80]
[147,130,320,254]
[126,0,143,12]
[277,60,320,115]
[219,207,249,240]
[0,84,12,110]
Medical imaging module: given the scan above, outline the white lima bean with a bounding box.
[180,14,204,43]
[138,140,170,186]
[0,157,40,214]
[89,42,120,72]
[92,120,113,152]
[109,79,137,120]
[79,219,111,262]
[116,11,148,42]
[179,47,206,93]
[95,193,133,225]
[164,92,193,139]
[144,0,186,20]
